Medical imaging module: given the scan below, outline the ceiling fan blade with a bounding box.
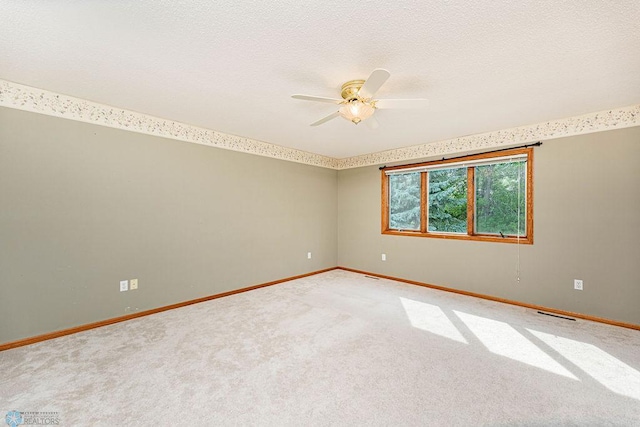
[358,68,391,99]
[365,116,380,130]
[292,94,342,104]
[310,111,340,126]
[375,98,430,109]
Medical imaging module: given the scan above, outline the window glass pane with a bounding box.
[389,172,421,230]
[428,168,467,233]
[475,161,526,236]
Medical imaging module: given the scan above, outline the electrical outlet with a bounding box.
[120,280,129,292]
[130,279,138,290]
[381,253,386,261]
[574,279,583,290]
[307,252,312,259]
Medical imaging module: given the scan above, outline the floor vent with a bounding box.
[537,311,576,321]
[364,275,380,280]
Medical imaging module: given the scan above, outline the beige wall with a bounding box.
[338,127,640,325]
[2,106,639,345]
[0,107,338,343]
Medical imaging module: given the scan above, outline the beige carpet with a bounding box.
[1,269,639,425]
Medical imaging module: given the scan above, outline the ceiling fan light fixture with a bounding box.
[338,99,376,125]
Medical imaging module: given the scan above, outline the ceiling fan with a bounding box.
[292,69,429,127]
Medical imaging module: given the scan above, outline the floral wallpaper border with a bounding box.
[1,79,638,170]
[337,104,640,169]
[0,80,339,169]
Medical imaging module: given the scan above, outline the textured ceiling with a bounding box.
[1,1,639,159]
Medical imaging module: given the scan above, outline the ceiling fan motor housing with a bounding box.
[340,80,366,100]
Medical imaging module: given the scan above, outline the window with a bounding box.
[382,147,533,244]
[388,172,421,230]
[429,167,467,233]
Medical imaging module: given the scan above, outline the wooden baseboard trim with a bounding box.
[337,267,640,331]
[0,267,338,352]
[4,265,636,352]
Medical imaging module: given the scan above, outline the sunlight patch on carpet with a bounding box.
[528,329,640,400]
[400,297,468,344]
[454,311,578,379]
